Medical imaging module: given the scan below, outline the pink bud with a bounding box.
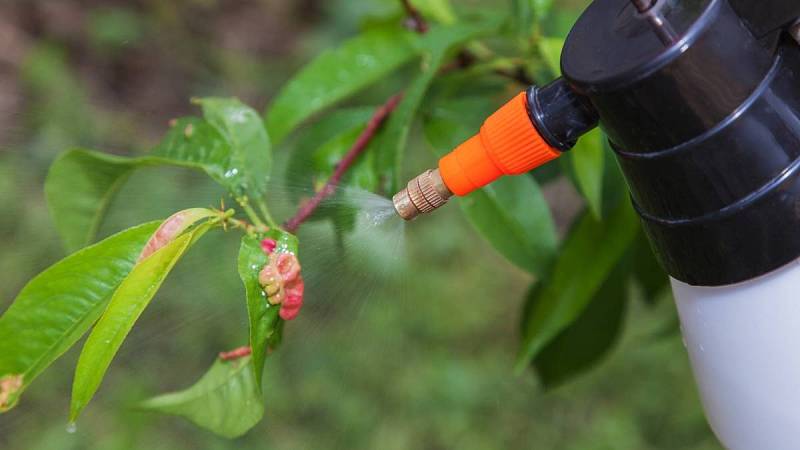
[260,239,277,254]
[275,253,301,281]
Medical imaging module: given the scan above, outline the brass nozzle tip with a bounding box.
[393,168,453,221]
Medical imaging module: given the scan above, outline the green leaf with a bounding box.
[570,129,605,219]
[238,230,298,388]
[46,98,270,251]
[286,108,378,203]
[265,29,417,144]
[516,199,640,371]
[533,259,629,388]
[70,217,215,421]
[424,96,557,275]
[0,222,160,412]
[139,356,263,438]
[538,37,564,77]
[459,176,558,274]
[511,0,553,39]
[44,150,137,253]
[376,19,503,193]
[412,0,457,24]
[194,97,272,198]
[630,231,669,305]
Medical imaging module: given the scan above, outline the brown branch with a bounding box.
[283,94,404,233]
[400,0,429,33]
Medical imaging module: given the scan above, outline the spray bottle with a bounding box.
[393,1,800,448]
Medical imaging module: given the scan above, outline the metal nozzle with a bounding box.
[393,168,453,221]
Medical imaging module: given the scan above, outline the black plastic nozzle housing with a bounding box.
[553,0,800,286]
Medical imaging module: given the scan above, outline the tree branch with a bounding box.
[400,0,429,33]
[283,94,404,233]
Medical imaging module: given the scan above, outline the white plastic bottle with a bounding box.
[671,258,800,450]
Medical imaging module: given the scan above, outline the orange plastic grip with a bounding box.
[438,92,561,196]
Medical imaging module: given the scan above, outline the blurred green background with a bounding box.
[0,1,721,448]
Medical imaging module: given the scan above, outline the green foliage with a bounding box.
[375,18,503,192]
[139,356,265,438]
[570,129,606,219]
[533,257,629,388]
[0,222,160,411]
[265,29,417,144]
[70,215,217,421]
[517,200,640,371]
[1,0,678,442]
[46,98,271,252]
[425,97,557,275]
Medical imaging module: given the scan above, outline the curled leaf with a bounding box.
[70,220,216,421]
[139,208,217,261]
[0,374,23,412]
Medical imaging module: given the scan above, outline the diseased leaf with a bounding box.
[265,29,417,144]
[139,208,217,261]
[70,218,215,421]
[238,231,298,388]
[533,259,629,388]
[376,19,503,193]
[0,222,160,412]
[570,129,605,219]
[46,98,270,251]
[516,199,639,371]
[139,356,263,438]
[425,96,557,275]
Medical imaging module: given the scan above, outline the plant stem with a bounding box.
[237,197,266,229]
[400,0,429,33]
[283,94,404,233]
[256,198,278,228]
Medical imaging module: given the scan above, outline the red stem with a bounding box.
[219,346,252,361]
[283,94,404,233]
[400,0,429,33]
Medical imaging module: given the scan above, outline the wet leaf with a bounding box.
[0,222,160,412]
[194,97,272,197]
[533,259,629,388]
[265,29,417,144]
[516,199,639,371]
[70,219,215,421]
[46,97,270,251]
[238,231,298,388]
[139,356,263,438]
[376,18,503,193]
[424,96,557,275]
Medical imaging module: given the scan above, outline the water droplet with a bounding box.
[66,422,77,434]
[224,168,239,179]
